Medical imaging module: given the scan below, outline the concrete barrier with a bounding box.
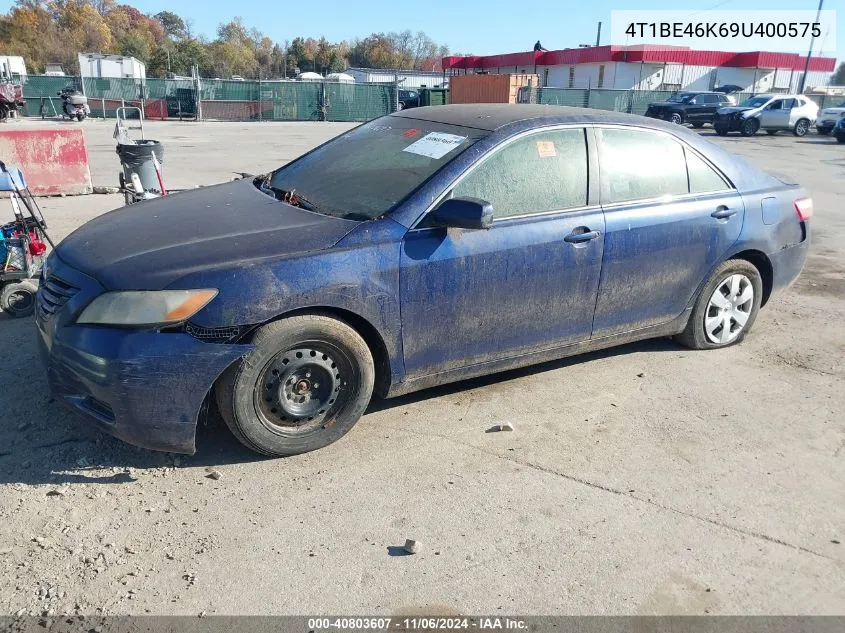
[0,128,93,195]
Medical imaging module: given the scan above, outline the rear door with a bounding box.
[700,94,722,121]
[591,126,744,336]
[686,95,708,123]
[399,127,605,378]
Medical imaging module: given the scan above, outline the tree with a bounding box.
[155,10,185,39]
[832,63,845,86]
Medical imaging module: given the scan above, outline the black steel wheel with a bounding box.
[216,314,375,457]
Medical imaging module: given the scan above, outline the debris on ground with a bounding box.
[403,539,420,555]
[205,469,222,481]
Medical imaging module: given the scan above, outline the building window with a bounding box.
[568,66,575,88]
[598,65,605,88]
[543,68,549,87]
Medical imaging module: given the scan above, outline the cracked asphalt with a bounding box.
[0,119,842,616]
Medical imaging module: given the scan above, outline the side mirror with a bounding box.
[432,197,493,230]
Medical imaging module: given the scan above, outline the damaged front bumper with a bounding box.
[36,255,251,454]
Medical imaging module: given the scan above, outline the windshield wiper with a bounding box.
[257,175,317,211]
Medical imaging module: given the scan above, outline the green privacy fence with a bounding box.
[17,75,400,122]
[16,74,845,122]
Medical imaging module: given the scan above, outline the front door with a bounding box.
[759,98,790,128]
[399,127,605,378]
[591,126,744,336]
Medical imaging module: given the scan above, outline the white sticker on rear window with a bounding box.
[402,132,467,159]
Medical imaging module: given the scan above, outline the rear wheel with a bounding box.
[0,280,38,317]
[740,118,759,137]
[691,122,704,129]
[837,135,845,144]
[714,126,729,136]
[676,259,763,350]
[216,314,375,457]
[670,112,683,125]
[765,129,778,136]
[793,118,810,137]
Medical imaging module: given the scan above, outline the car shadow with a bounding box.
[0,309,681,486]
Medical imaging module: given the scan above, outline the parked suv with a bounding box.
[644,92,734,127]
[713,94,819,137]
[815,101,845,135]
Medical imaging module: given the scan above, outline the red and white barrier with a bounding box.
[0,128,93,195]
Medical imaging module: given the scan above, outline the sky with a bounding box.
[2,0,842,64]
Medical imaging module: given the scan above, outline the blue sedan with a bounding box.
[36,104,812,457]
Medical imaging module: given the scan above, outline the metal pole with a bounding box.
[258,72,263,121]
[595,22,602,47]
[799,0,824,93]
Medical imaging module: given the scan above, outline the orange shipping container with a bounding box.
[449,73,539,104]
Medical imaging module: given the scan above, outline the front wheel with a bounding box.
[837,135,845,144]
[670,112,683,125]
[740,118,759,137]
[216,314,375,457]
[691,122,704,129]
[793,119,810,137]
[676,260,763,350]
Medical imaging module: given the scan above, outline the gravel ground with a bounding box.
[0,121,842,617]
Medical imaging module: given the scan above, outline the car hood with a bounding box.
[716,106,754,114]
[56,179,361,290]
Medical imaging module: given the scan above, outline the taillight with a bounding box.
[794,197,813,221]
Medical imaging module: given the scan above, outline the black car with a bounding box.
[645,92,734,127]
[398,89,420,110]
[834,118,845,143]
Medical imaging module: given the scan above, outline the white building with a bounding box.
[444,46,836,94]
[345,67,445,88]
[0,55,27,80]
[78,53,146,81]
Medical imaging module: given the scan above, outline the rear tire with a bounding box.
[670,112,683,125]
[714,126,729,136]
[765,130,778,136]
[691,122,704,129]
[740,118,759,136]
[676,259,763,350]
[793,118,810,136]
[216,314,375,457]
[0,280,38,317]
[837,135,845,144]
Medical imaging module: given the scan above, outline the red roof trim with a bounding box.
[443,45,837,73]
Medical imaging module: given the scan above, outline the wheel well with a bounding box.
[731,250,773,306]
[246,307,393,398]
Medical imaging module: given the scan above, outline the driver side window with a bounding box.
[768,100,784,110]
[452,128,588,219]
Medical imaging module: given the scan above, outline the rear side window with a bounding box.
[686,149,730,193]
[702,94,719,104]
[597,128,688,204]
[453,128,588,218]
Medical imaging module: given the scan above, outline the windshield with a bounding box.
[740,96,771,108]
[267,118,487,220]
[667,93,694,103]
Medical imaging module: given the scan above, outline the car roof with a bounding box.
[391,103,673,131]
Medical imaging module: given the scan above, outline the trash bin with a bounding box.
[116,140,164,193]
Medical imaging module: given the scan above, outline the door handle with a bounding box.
[711,206,737,220]
[564,228,601,244]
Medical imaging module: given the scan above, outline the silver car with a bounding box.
[712,94,819,137]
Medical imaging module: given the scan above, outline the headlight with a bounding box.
[77,289,218,326]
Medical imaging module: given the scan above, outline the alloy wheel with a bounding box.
[704,274,754,345]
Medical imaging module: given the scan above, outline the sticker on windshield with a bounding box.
[402,132,467,159]
[536,141,556,158]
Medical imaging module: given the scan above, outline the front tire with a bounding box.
[740,118,759,136]
[676,259,763,350]
[216,314,375,457]
[691,122,704,129]
[670,112,683,125]
[817,126,832,135]
[793,118,810,136]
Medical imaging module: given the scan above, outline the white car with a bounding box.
[712,94,819,137]
[815,101,845,135]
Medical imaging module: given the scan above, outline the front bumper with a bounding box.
[36,256,251,454]
[712,113,745,131]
